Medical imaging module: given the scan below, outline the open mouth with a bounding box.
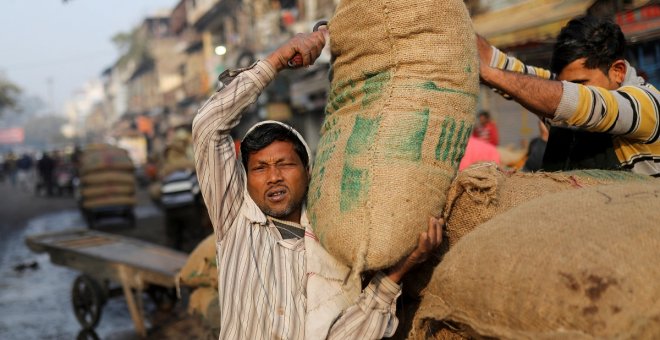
[266,187,288,202]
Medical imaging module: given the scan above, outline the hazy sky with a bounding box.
[0,0,178,115]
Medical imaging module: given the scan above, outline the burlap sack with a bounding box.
[401,165,651,300]
[80,184,135,200]
[80,144,134,175]
[443,164,651,247]
[414,181,660,339]
[307,0,479,271]
[82,195,137,209]
[187,286,220,325]
[80,171,136,186]
[178,235,217,288]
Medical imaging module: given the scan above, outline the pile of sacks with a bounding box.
[148,137,196,203]
[79,144,136,209]
[405,164,660,339]
[177,235,219,334]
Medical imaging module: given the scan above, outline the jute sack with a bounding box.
[402,165,651,299]
[80,171,136,186]
[413,181,660,340]
[187,286,220,325]
[443,163,651,247]
[177,235,217,288]
[80,184,135,200]
[307,0,479,271]
[82,195,137,209]
[80,144,134,175]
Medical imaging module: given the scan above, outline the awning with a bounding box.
[617,3,660,43]
[473,0,596,48]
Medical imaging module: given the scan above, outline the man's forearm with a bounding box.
[481,67,563,119]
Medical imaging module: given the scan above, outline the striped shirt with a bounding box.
[192,60,401,340]
[490,47,660,176]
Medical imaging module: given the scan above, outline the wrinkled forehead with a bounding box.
[247,140,303,165]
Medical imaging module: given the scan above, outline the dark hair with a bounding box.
[240,123,309,171]
[550,16,626,75]
[478,111,490,119]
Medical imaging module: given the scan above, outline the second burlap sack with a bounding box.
[413,181,660,339]
[443,163,651,247]
[308,0,479,271]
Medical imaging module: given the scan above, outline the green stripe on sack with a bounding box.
[420,81,478,99]
[340,165,370,212]
[308,123,341,210]
[451,121,466,166]
[362,71,391,108]
[439,118,457,162]
[346,115,381,155]
[340,115,381,212]
[435,118,471,165]
[455,124,472,166]
[386,108,430,162]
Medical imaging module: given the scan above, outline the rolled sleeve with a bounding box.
[326,272,402,339]
[244,60,277,92]
[362,272,401,311]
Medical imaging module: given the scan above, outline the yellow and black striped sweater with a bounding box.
[491,47,660,176]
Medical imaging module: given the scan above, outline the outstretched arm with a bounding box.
[480,66,564,119]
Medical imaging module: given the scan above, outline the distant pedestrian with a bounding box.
[37,152,56,196]
[16,153,33,191]
[4,152,18,187]
[473,111,499,146]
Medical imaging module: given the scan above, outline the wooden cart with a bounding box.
[26,229,187,337]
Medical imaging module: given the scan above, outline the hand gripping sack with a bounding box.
[307,0,479,271]
[414,181,660,340]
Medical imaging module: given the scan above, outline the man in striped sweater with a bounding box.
[192,30,442,339]
[478,16,660,176]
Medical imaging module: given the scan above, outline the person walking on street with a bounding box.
[192,30,443,339]
[37,152,56,196]
[478,16,660,176]
[16,153,33,191]
[4,152,18,187]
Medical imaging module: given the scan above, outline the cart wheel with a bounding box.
[76,328,100,340]
[72,275,106,329]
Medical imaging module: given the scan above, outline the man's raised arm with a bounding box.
[192,61,276,240]
[192,31,326,240]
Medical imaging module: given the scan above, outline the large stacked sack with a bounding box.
[413,181,660,339]
[177,235,220,335]
[79,144,136,209]
[307,0,479,271]
[402,165,651,298]
[177,235,217,288]
[443,163,651,247]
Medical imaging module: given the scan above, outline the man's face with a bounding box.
[246,140,309,223]
[557,57,624,90]
[478,115,488,126]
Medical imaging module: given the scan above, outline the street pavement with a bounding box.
[0,178,209,339]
